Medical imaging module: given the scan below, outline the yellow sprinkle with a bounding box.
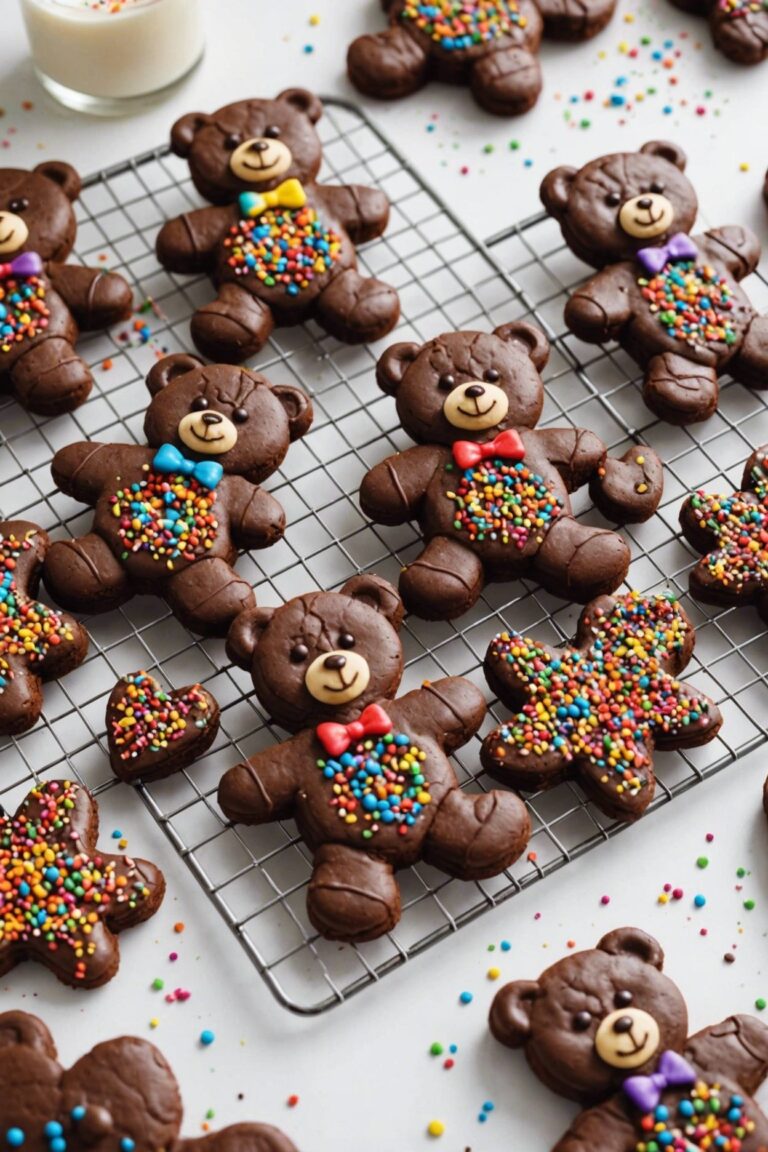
[427,1121,445,1138]
[149,1017,159,1029]
[487,966,501,980]
[309,13,320,24]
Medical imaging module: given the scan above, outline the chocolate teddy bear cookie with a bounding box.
[43,353,312,637]
[542,140,768,426]
[490,927,768,1148]
[156,89,400,362]
[218,575,531,943]
[359,323,663,621]
[0,163,132,415]
[0,1010,298,1152]
[106,670,220,782]
[679,445,768,623]
[0,520,88,737]
[668,0,767,64]
[347,1,544,116]
[0,780,164,988]
[481,591,722,822]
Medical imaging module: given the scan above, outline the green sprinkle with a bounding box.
[744,899,756,910]
[696,857,709,869]
[483,144,494,154]
[205,1110,215,1120]
[756,998,766,1011]
[737,867,747,877]
[152,977,165,991]
[430,1042,444,1056]
[509,140,520,151]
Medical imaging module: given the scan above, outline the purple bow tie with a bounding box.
[0,252,43,279]
[637,233,698,275]
[623,1049,696,1112]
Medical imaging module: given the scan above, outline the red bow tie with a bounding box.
[452,429,525,471]
[316,703,392,758]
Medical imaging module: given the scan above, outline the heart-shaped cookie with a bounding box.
[106,671,220,782]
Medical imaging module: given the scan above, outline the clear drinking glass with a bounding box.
[19,0,205,116]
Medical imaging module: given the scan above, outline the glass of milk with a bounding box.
[19,0,205,115]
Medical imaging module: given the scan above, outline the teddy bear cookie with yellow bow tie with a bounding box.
[43,354,312,637]
[155,90,400,362]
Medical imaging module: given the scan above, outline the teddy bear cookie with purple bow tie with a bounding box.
[359,322,663,621]
[43,354,312,637]
[218,574,532,943]
[541,140,768,427]
[490,927,768,1150]
[0,162,132,416]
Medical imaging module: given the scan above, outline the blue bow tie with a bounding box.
[152,443,224,490]
[637,232,698,275]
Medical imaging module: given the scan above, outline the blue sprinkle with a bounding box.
[200,1029,216,1046]
[459,991,473,1005]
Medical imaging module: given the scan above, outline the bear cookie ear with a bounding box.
[0,1010,57,1057]
[170,111,213,157]
[640,141,687,171]
[277,88,324,124]
[493,321,550,371]
[598,927,665,970]
[226,607,276,669]
[341,574,404,629]
[540,166,577,218]
[376,342,421,396]
[271,384,314,442]
[489,981,543,1049]
[146,353,205,397]
[33,161,81,202]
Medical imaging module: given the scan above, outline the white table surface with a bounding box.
[2,2,768,1150]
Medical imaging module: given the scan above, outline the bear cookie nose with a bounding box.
[464,384,485,398]
[201,411,223,426]
[612,1015,634,1035]
[636,197,653,209]
[250,140,270,153]
[323,653,347,671]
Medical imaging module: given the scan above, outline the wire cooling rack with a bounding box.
[1,99,767,1015]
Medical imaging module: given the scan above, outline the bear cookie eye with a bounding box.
[290,643,309,663]
[650,180,666,194]
[438,373,455,392]
[605,191,621,207]
[264,126,281,139]
[572,1011,592,1032]
[8,198,29,213]
[233,407,249,424]
[614,990,633,1008]
[484,368,500,383]
[191,397,209,411]
[338,632,356,649]
[224,132,242,151]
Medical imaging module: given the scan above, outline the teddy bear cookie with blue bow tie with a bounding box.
[541,140,768,426]
[490,927,768,1151]
[43,354,312,637]
[155,89,400,363]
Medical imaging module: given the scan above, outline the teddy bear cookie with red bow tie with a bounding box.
[489,927,768,1151]
[218,574,531,942]
[359,322,662,620]
[541,140,768,426]
[43,353,311,637]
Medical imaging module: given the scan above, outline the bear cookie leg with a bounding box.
[165,558,256,638]
[316,268,401,345]
[400,536,485,620]
[643,353,720,426]
[9,338,93,417]
[43,533,131,613]
[190,283,275,364]
[470,46,543,116]
[732,315,768,392]
[424,789,532,880]
[307,843,400,943]
[532,517,630,603]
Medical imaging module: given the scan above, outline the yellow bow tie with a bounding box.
[239,180,307,218]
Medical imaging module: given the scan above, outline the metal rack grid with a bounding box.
[1,98,767,1015]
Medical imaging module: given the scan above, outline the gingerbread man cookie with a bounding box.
[490,927,768,1149]
[359,323,663,621]
[542,141,768,425]
[0,1010,298,1152]
[0,163,132,415]
[218,575,531,943]
[680,446,768,623]
[481,592,722,821]
[0,780,164,988]
[0,520,88,737]
[43,354,311,637]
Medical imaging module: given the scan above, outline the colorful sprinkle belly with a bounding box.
[222,206,342,298]
[635,1082,755,1151]
[718,0,768,18]
[443,457,562,551]
[401,1,527,50]
[639,259,738,353]
[0,534,74,694]
[108,470,219,573]
[0,275,50,354]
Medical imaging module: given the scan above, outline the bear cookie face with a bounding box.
[347,0,545,116]
[218,574,532,943]
[542,140,768,426]
[0,163,132,416]
[0,1010,299,1152]
[359,322,663,621]
[43,353,312,637]
[155,89,400,363]
[490,927,768,1150]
